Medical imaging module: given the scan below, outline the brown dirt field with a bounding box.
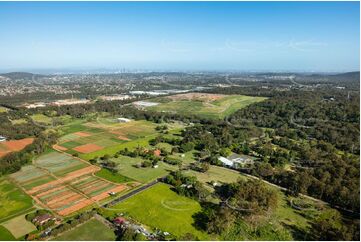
[53,144,68,151]
[48,194,84,208]
[167,92,226,102]
[109,130,131,141]
[0,151,9,157]
[46,192,77,207]
[35,185,66,198]
[0,138,34,157]
[4,138,34,150]
[42,189,76,203]
[91,185,127,201]
[73,143,103,154]
[76,179,105,190]
[58,199,94,216]
[74,131,92,137]
[27,166,100,194]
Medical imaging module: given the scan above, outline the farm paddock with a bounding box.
[10,151,130,217]
[57,119,158,157]
[1,214,36,239]
[0,178,34,221]
[0,138,34,158]
[52,217,116,241]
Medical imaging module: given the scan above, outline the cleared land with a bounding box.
[0,138,34,158]
[145,93,267,119]
[103,183,209,240]
[0,178,34,221]
[1,214,36,239]
[10,151,130,216]
[0,107,8,113]
[52,218,116,241]
[30,114,52,124]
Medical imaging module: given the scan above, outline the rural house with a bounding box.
[32,213,54,225]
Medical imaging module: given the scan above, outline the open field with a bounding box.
[0,226,15,241]
[0,178,34,221]
[0,107,8,113]
[31,114,52,124]
[145,93,267,119]
[102,183,209,240]
[52,218,116,241]
[10,151,130,217]
[0,138,34,158]
[1,214,37,239]
[110,155,178,183]
[95,168,132,183]
[10,118,28,125]
[184,165,246,191]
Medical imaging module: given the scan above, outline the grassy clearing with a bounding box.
[110,155,177,183]
[0,178,34,221]
[147,94,267,119]
[103,183,209,240]
[31,114,52,124]
[95,168,132,183]
[1,214,37,239]
[0,225,15,240]
[184,165,246,191]
[52,218,116,241]
[10,118,27,125]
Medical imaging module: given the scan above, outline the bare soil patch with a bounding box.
[74,131,92,137]
[73,144,103,154]
[53,144,68,151]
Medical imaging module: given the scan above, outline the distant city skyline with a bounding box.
[0,1,359,72]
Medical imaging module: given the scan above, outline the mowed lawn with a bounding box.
[52,218,116,241]
[0,178,34,221]
[147,94,267,119]
[105,183,210,240]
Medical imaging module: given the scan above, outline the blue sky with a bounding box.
[0,1,359,72]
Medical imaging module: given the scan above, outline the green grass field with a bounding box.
[110,155,177,183]
[0,225,15,241]
[10,118,28,125]
[52,218,116,241]
[31,114,52,124]
[1,214,37,239]
[0,107,8,113]
[0,178,34,221]
[147,94,267,119]
[95,169,132,183]
[102,183,209,240]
